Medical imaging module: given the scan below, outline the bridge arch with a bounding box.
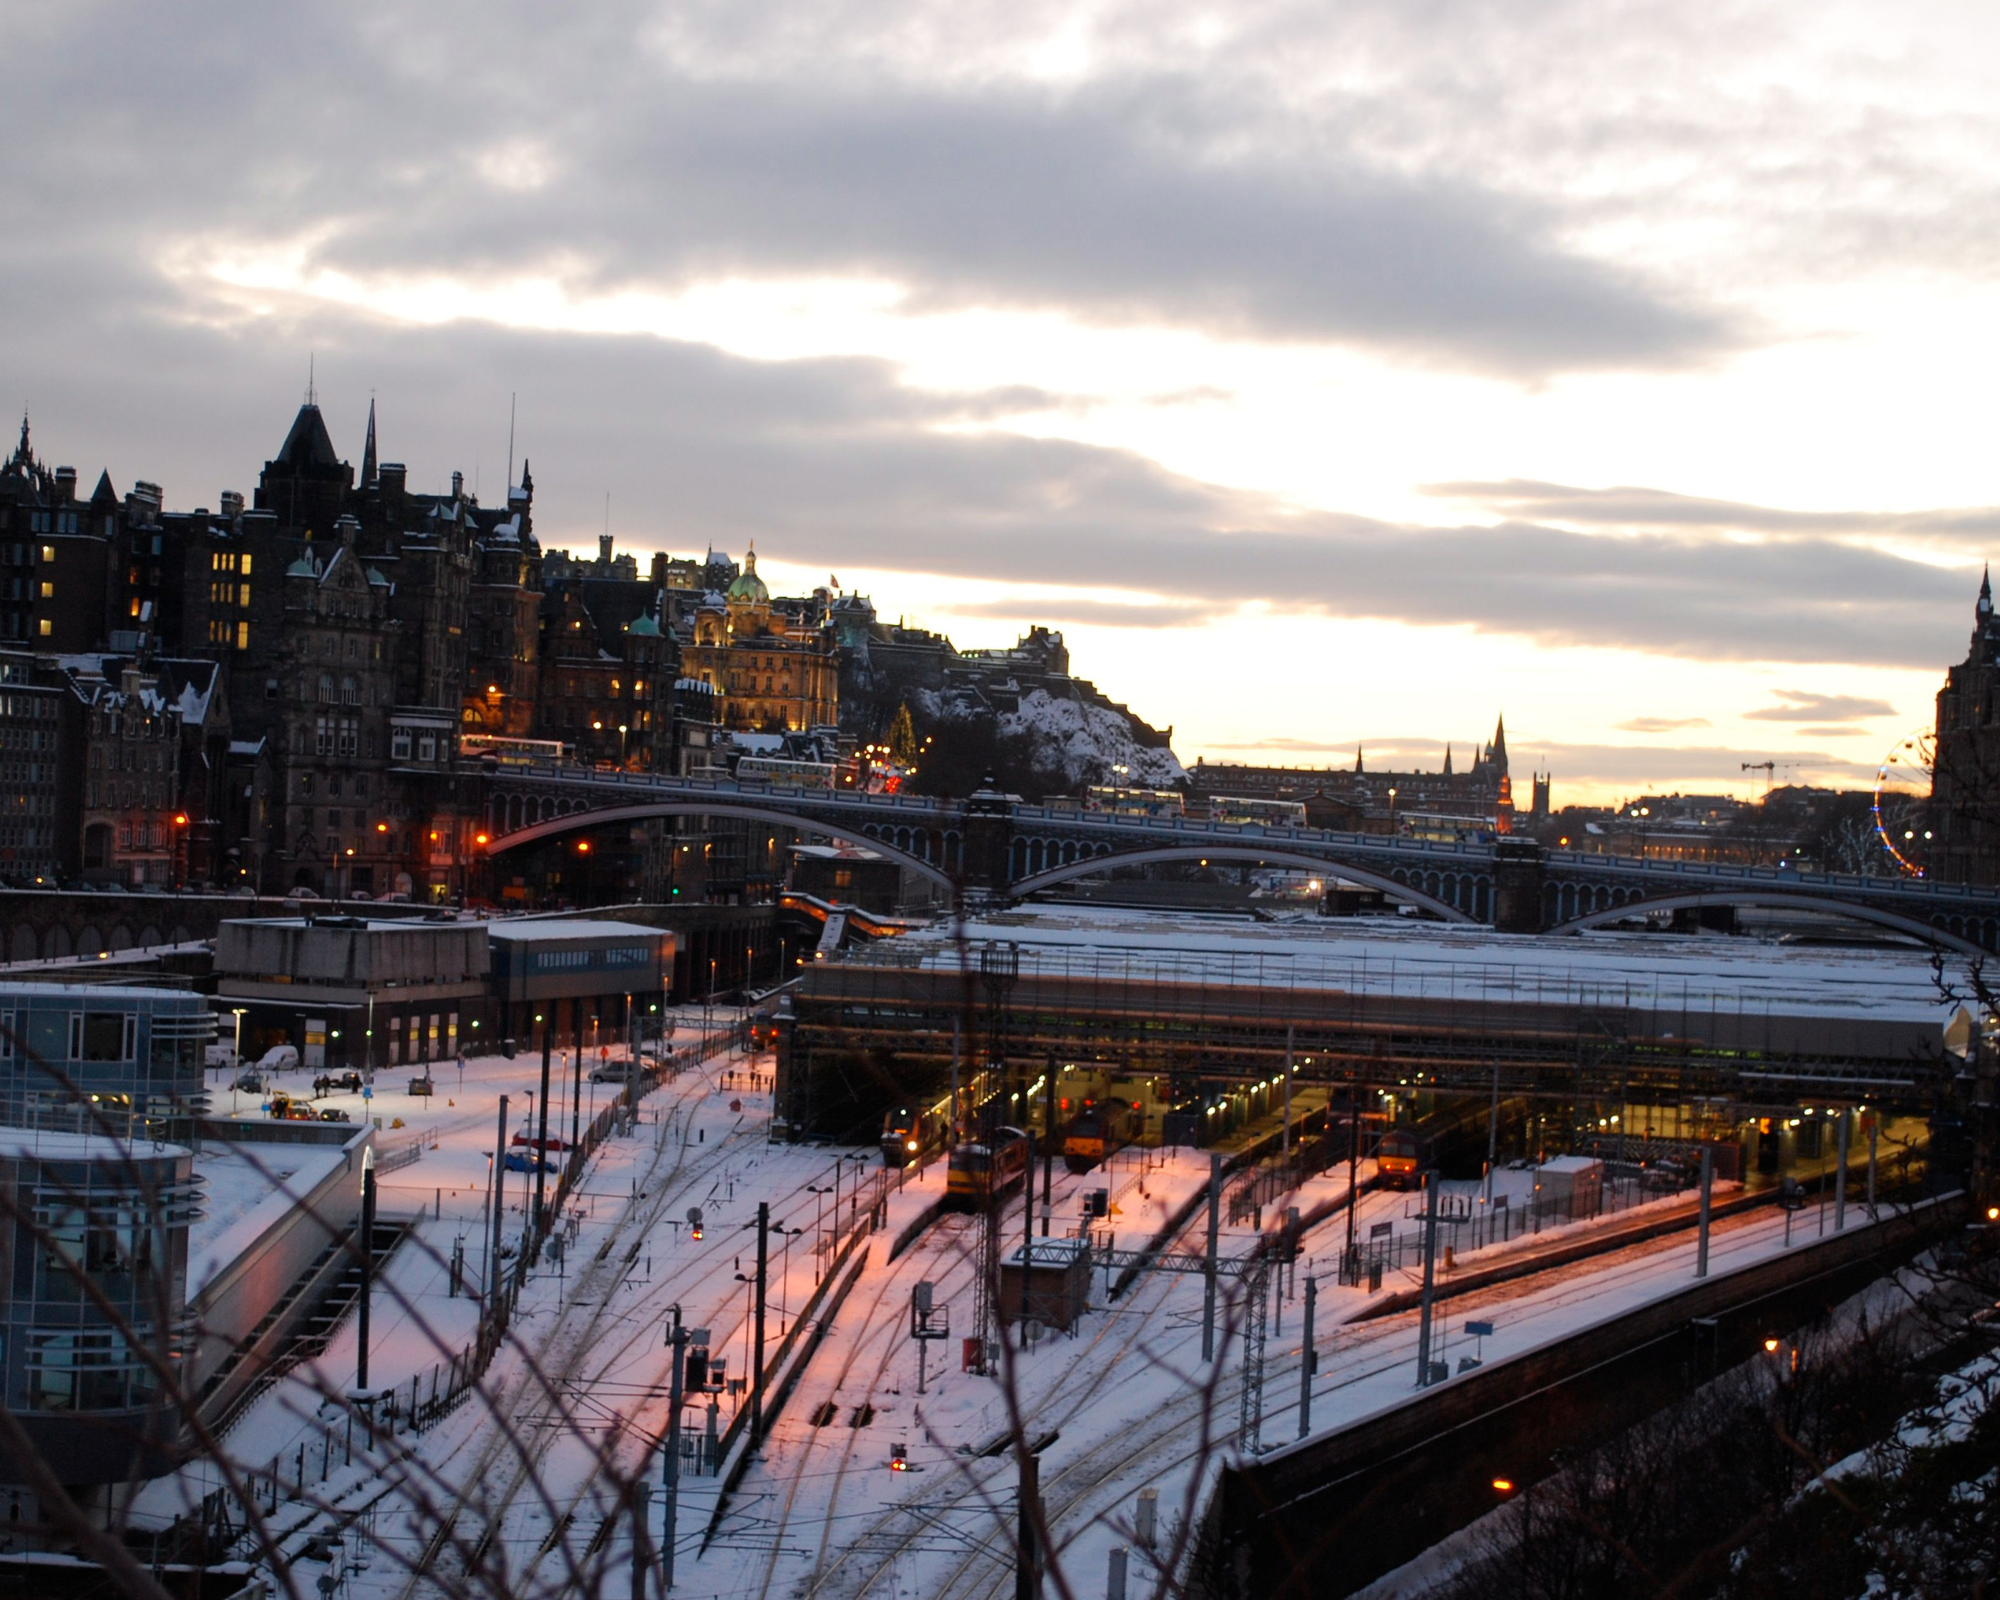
[486,800,957,892]
[1009,845,1475,922]
[1547,888,1991,957]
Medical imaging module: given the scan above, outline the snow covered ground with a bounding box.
[145,1000,1904,1600]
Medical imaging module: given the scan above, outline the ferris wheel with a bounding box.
[1872,729,1936,878]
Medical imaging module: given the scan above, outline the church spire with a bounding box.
[360,397,378,487]
[1979,563,1992,619]
[1442,741,1453,777]
[1354,744,1364,774]
[1490,713,1509,775]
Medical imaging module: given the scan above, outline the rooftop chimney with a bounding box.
[53,467,76,504]
[220,490,245,519]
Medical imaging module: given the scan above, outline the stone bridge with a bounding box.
[471,765,2000,953]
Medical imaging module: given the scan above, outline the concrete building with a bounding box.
[212,914,673,1066]
[213,916,489,1071]
[486,918,672,1047]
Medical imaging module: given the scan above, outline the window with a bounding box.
[80,1012,134,1061]
[265,677,279,699]
[318,674,334,703]
[239,583,251,608]
[391,729,412,760]
[37,619,51,637]
[38,581,53,600]
[337,717,357,757]
[340,675,357,705]
[237,620,250,650]
[315,715,331,756]
[417,734,436,762]
[240,553,251,577]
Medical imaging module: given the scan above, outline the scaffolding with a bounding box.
[777,937,1947,1148]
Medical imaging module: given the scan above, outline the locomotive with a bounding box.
[1062,1097,1146,1174]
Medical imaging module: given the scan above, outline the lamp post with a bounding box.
[230,1007,247,1073]
[1387,786,1398,836]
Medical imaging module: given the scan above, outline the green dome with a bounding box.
[725,548,769,605]
[627,612,661,636]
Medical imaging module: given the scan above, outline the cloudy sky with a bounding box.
[7,0,1999,803]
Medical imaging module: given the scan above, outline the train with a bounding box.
[1062,1097,1146,1173]
[880,1103,946,1167]
[1375,1096,1528,1190]
[945,1127,1031,1208]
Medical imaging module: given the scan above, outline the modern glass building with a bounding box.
[0,1130,200,1487]
[0,984,212,1144]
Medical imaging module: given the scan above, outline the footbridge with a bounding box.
[469,763,2000,953]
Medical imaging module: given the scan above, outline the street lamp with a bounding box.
[1387,787,1398,836]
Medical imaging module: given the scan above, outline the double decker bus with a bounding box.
[462,734,571,766]
[1209,794,1307,827]
[734,756,838,790]
[1082,786,1185,820]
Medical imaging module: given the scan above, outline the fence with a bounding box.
[375,1124,440,1174]
[1228,1132,1340,1225]
[1339,1165,1697,1280]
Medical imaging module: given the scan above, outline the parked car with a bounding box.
[503,1147,548,1173]
[257,1044,300,1073]
[283,1102,319,1121]
[318,1107,353,1122]
[589,1059,637,1085]
[234,1070,267,1093]
[204,1043,238,1070]
[408,1076,435,1097]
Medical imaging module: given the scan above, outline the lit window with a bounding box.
[39,582,53,600]
[239,553,251,577]
[37,619,51,637]
[236,620,250,650]
[39,545,53,563]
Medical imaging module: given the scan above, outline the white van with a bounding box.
[257,1044,300,1073]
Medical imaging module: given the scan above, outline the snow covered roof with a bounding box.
[0,1128,190,1162]
[486,918,669,944]
[863,904,1962,1028]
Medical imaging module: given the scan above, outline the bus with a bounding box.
[735,756,838,790]
[1209,795,1307,827]
[1082,786,1185,820]
[462,734,570,766]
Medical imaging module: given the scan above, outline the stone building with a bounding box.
[681,548,839,733]
[1931,569,2000,885]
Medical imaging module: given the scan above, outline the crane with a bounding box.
[1740,759,1798,798]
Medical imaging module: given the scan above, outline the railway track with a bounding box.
[808,1199,1802,1600]
[388,1109,745,1600]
